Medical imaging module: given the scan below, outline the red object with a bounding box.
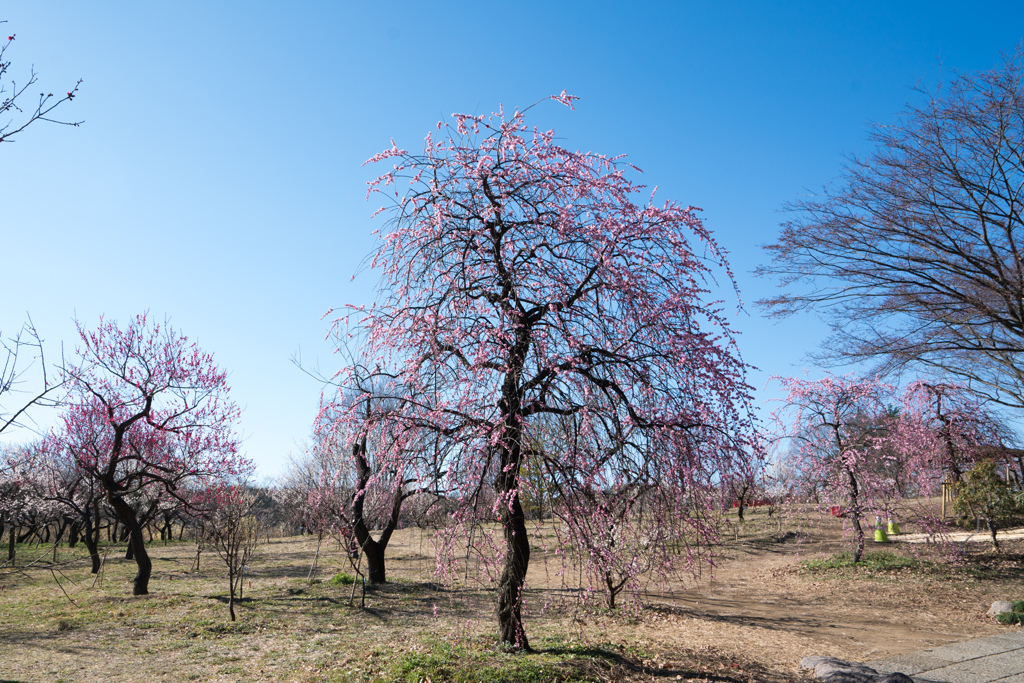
[830,506,844,516]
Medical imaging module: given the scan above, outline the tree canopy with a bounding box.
[326,94,759,648]
[758,49,1024,409]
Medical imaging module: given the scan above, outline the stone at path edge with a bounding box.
[801,656,915,683]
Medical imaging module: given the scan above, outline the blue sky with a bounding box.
[3,2,1023,477]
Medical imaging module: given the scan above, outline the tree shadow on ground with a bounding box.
[540,644,788,683]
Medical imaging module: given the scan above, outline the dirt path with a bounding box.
[630,535,1013,674]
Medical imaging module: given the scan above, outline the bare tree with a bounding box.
[2,21,80,438]
[198,484,265,621]
[0,22,82,145]
[758,48,1024,409]
[1,318,63,438]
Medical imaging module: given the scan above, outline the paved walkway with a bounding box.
[894,527,1024,545]
[866,630,1024,682]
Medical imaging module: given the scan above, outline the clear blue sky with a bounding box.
[3,2,1023,477]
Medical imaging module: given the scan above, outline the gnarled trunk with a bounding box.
[350,438,406,585]
[496,478,530,649]
[107,494,152,595]
[494,415,530,649]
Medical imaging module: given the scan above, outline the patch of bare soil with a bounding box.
[620,528,1022,678]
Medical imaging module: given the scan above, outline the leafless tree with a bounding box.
[199,485,265,621]
[1,318,63,439]
[758,48,1024,409]
[1,21,81,145]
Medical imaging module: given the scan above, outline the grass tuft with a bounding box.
[800,551,926,574]
[996,611,1024,625]
[369,637,601,683]
[328,572,356,586]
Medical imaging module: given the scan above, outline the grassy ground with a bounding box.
[2,506,1022,682]
[0,532,803,683]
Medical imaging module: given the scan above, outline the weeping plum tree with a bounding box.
[327,93,758,649]
[773,374,895,563]
[54,314,245,595]
[537,414,727,610]
[312,367,444,586]
[893,381,1018,487]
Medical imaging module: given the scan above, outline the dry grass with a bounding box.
[1,505,1021,682]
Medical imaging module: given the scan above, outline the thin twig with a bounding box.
[50,568,78,606]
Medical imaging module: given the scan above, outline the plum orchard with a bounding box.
[773,375,1020,561]
[326,94,759,649]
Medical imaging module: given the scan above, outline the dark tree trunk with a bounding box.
[350,436,406,586]
[363,542,387,584]
[496,479,530,649]
[988,518,1000,552]
[734,482,750,521]
[847,469,865,563]
[68,520,81,548]
[54,519,69,547]
[107,495,152,595]
[228,566,237,621]
[7,526,15,563]
[605,572,622,610]
[492,328,533,651]
[83,505,102,574]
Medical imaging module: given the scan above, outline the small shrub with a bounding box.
[996,611,1024,625]
[328,572,356,586]
[1012,600,1024,613]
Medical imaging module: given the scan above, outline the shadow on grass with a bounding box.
[531,644,768,682]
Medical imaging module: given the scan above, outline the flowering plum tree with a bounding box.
[773,374,895,563]
[317,368,447,585]
[328,94,758,648]
[539,414,722,610]
[16,438,106,572]
[893,381,1017,487]
[56,314,244,595]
